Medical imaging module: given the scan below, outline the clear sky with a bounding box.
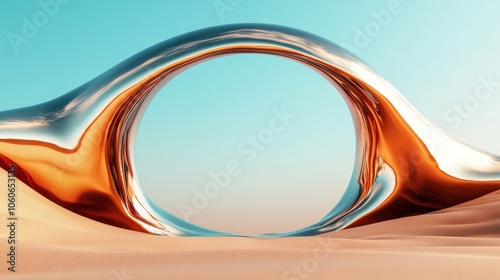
[1,0,500,235]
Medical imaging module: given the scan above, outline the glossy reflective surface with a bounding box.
[1,24,500,236]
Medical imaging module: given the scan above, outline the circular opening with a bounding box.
[135,54,355,235]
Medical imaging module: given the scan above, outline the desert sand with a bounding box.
[1,170,500,280]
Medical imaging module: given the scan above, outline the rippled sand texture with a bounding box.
[1,171,500,279]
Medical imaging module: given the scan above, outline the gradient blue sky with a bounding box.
[1,0,500,234]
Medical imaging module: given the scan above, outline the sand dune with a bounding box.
[1,171,500,279]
